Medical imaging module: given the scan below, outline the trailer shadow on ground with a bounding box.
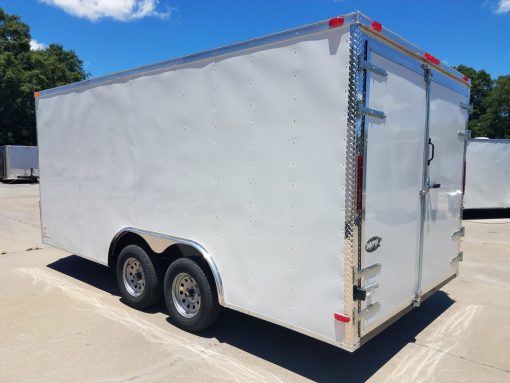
[47,255,455,383]
[0,179,39,185]
[463,208,510,219]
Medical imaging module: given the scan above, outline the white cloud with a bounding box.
[40,0,170,21]
[30,39,47,50]
[495,0,510,14]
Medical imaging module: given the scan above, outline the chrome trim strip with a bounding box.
[111,227,225,305]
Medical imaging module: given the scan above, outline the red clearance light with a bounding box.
[334,313,350,323]
[424,52,440,65]
[328,17,344,28]
[371,21,382,32]
[463,75,470,82]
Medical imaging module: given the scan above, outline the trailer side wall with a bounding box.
[37,27,351,345]
[0,146,39,181]
[464,139,510,209]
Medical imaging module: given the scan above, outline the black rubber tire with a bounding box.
[116,244,161,309]
[164,258,220,332]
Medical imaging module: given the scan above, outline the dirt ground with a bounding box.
[0,183,509,382]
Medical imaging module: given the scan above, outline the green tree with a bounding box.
[454,65,494,138]
[0,7,87,146]
[482,76,510,139]
[454,65,493,119]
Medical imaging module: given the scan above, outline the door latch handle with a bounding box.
[427,138,435,165]
[420,182,441,195]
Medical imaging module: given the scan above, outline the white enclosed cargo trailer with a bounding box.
[35,12,470,351]
[0,145,39,181]
[464,138,510,209]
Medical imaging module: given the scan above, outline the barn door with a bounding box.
[358,40,427,335]
[420,72,469,293]
[356,37,469,337]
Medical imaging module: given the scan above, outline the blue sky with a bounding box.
[2,0,510,79]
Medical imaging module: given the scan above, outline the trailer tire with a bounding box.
[164,258,220,332]
[116,245,161,309]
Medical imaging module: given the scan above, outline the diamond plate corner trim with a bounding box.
[343,24,366,348]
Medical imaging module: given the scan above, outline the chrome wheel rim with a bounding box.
[122,257,145,297]
[171,272,201,318]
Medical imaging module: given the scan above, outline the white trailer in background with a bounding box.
[464,139,510,209]
[35,12,470,351]
[0,145,39,181]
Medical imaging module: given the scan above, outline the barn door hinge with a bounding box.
[359,59,388,77]
[451,226,465,240]
[458,130,472,139]
[358,102,386,120]
[450,251,464,264]
[353,263,381,280]
[460,103,473,113]
[353,302,381,324]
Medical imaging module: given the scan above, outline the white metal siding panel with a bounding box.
[37,27,350,344]
[212,32,350,341]
[37,94,82,256]
[464,139,510,209]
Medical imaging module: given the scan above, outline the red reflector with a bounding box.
[371,21,382,32]
[334,313,350,323]
[463,75,470,82]
[328,17,344,28]
[424,52,440,65]
[357,154,363,211]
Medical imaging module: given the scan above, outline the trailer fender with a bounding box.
[109,227,224,305]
